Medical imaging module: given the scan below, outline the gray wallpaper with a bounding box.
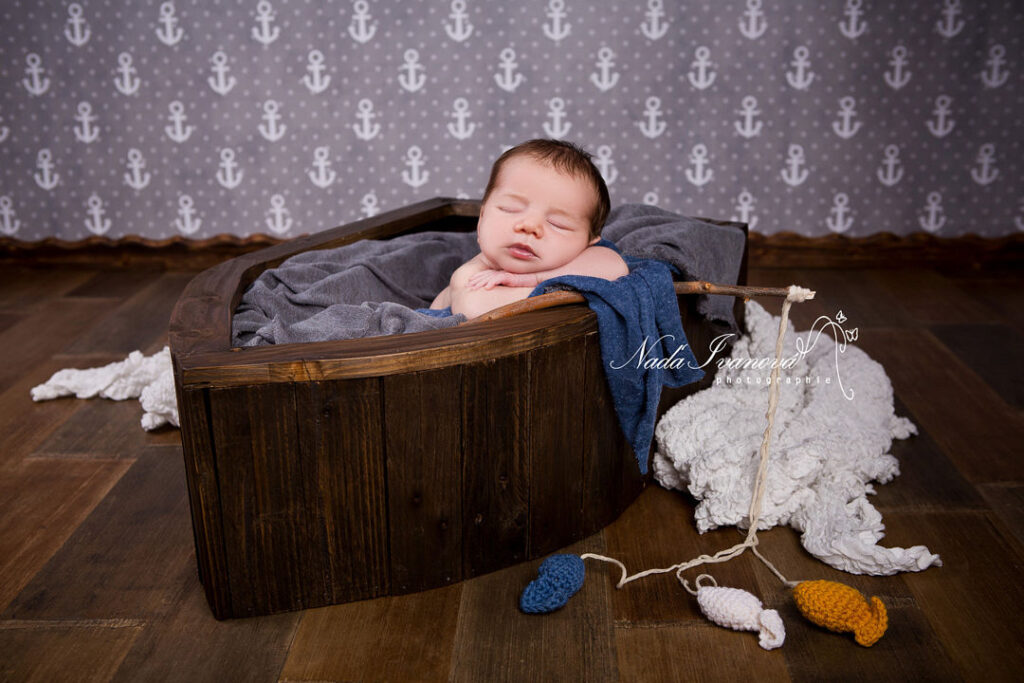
[1,0,1021,242]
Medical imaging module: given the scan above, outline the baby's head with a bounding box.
[478,139,611,274]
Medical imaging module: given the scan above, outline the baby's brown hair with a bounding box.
[482,139,611,238]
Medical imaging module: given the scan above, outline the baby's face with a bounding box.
[477,155,599,274]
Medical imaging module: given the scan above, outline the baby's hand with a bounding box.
[467,269,539,290]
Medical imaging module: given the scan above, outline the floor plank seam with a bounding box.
[612,618,708,631]
[0,618,147,630]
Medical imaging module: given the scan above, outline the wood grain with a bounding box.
[856,327,1024,483]
[279,583,462,682]
[2,449,195,620]
[461,352,531,578]
[928,322,1024,410]
[0,458,133,611]
[888,511,1024,681]
[527,336,586,558]
[0,266,94,309]
[109,562,300,683]
[0,298,115,390]
[62,271,196,354]
[871,398,986,513]
[384,367,465,593]
[0,620,143,683]
[976,483,1024,551]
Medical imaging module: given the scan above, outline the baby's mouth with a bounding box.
[508,243,537,259]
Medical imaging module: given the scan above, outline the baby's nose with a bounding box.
[515,217,543,236]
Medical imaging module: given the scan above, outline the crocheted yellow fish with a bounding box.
[792,580,888,647]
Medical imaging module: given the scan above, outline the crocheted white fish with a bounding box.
[696,584,785,650]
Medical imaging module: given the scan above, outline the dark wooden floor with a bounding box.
[0,259,1021,682]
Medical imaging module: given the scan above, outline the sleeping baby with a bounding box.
[429,138,629,320]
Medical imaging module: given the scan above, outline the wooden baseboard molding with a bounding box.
[2,230,1021,270]
[748,231,1023,269]
[0,234,284,270]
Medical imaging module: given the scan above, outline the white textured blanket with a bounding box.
[653,300,941,576]
[31,347,178,431]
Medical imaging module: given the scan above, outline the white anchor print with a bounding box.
[401,146,429,189]
[981,45,1008,89]
[265,195,292,235]
[734,96,763,138]
[685,144,712,186]
[970,143,998,185]
[216,149,244,189]
[448,98,476,140]
[494,48,525,92]
[73,102,100,143]
[164,101,194,143]
[155,2,184,47]
[926,95,954,138]
[918,192,946,233]
[252,1,281,46]
[590,47,619,92]
[124,149,151,190]
[398,49,426,93]
[876,145,903,187]
[303,49,331,94]
[936,0,965,39]
[733,190,758,229]
[543,0,571,43]
[739,0,767,40]
[594,145,618,185]
[0,196,20,236]
[781,144,809,187]
[85,193,111,236]
[445,0,473,42]
[838,0,867,39]
[786,46,815,90]
[208,51,236,95]
[64,3,91,47]
[641,0,670,41]
[0,197,21,236]
[174,195,201,235]
[832,97,862,139]
[308,147,336,188]
[34,149,60,190]
[353,99,381,140]
[687,47,717,90]
[826,193,854,233]
[0,114,8,143]
[114,53,141,96]
[360,191,381,218]
[884,45,911,90]
[258,100,286,142]
[22,54,50,96]
[543,97,571,138]
[349,0,377,44]
[638,96,666,139]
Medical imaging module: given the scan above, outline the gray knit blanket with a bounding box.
[231,204,746,347]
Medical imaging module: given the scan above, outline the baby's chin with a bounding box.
[483,249,543,274]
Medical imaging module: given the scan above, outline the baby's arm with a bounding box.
[468,245,629,290]
[443,255,535,319]
[430,253,491,309]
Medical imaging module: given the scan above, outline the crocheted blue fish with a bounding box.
[519,554,586,614]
